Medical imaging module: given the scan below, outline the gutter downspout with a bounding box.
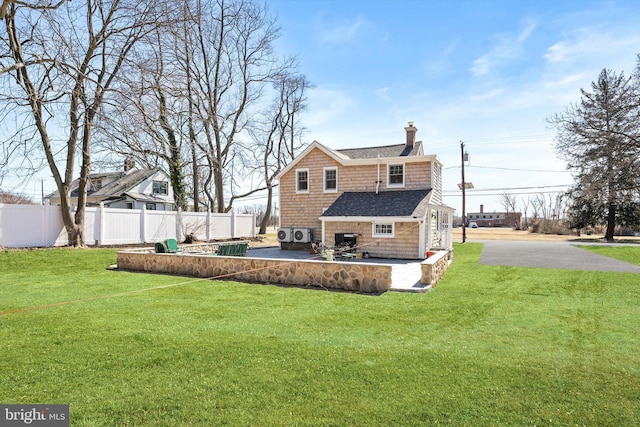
[376,154,381,194]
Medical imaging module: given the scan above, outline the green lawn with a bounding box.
[1,246,639,426]
[579,244,640,266]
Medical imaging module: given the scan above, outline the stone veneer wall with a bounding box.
[421,250,453,287]
[117,251,392,293]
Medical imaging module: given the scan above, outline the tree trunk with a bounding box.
[158,91,186,211]
[214,161,225,213]
[191,144,199,212]
[259,184,273,235]
[605,203,616,242]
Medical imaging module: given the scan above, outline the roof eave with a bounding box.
[320,215,424,222]
[275,141,348,181]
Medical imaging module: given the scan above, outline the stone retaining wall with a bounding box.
[116,251,392,293]
[421,250,453,287]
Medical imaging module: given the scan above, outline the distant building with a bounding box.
[467,204,522,228]
[45,158,203,211]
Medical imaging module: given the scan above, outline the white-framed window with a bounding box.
[153,181,168,195]
[388,164,404,187]
[296,168,309,193]
[146,203,157,210]
[372,222,395,238]
[323,167,338,192]
[126,202,134,209]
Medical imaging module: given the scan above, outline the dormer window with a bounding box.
[388,164,404,187]
[153,181,168,195]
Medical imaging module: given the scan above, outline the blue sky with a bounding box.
[268,0,640,214]
[6,0,640,216]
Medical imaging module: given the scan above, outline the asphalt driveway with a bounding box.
[478,240,640,273]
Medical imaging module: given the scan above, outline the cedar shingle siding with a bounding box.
[324,221,420,259]
[279,147,433,231]
[277,124,454,259]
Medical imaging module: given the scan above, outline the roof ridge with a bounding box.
[337,141,422,151]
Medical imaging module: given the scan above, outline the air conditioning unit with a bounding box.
[293,228,313,243]
[277,227,293,243]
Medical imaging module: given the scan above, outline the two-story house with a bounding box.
[46,159,177,211]
[276,123,454,259]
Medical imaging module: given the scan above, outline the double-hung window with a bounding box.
[296,168,309,193]
[388,164,404,187]
[324,167,338,192]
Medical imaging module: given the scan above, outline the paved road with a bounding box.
[478,240,640,273]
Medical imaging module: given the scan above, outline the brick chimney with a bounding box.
[124,156,135,172]
[404,122,417,148]
[480,204,484,213]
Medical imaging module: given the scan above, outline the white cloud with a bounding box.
[544,41,570,63]
[518,19,537,43]
[544,26,640,67]
[469,18,538,77]
[319,16,368,44]
[303,86,354,128]
[374,86,391,101]
[469,55,492,76]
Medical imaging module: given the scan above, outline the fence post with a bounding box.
[176,207,183,241]
[231,210,236,238]
[98,202,105,246]
[206,210,211,241]
[43,203,49,247]
[252,213,256,238]
[141,205,147,243]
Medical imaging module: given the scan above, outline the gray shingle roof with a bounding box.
[321,189,432,218]
[337,142,422,159]
[70,168,161,197]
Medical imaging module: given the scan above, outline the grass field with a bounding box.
[1,245,639,426]
[580,244,640,266]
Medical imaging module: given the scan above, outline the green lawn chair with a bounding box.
[164,238,183,253]
[229,243,240,256]
[154,242,168,253]
[217,244,230,256]
[238,242,249,256]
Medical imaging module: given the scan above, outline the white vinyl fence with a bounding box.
[0,203,255,248]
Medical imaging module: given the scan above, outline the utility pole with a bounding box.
[461,141,466,243]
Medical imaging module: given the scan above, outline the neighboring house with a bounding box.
[46,160,177,211]
[467,204,522,228]
[276,122,454,259]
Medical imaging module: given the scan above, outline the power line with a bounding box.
[464,165,568,173]
[443,184,569,193]
[426,133,555,149]
[443,190,566,197]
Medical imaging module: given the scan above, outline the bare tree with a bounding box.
[95,26,190,210]
[521,196,531,230]
[1,0,170,246]
[498,192,518,228]
[187,0,289,213]
[251,73,310,234]
[0,189,33,204]
[95,0,293,214]
[0,1,66,75]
